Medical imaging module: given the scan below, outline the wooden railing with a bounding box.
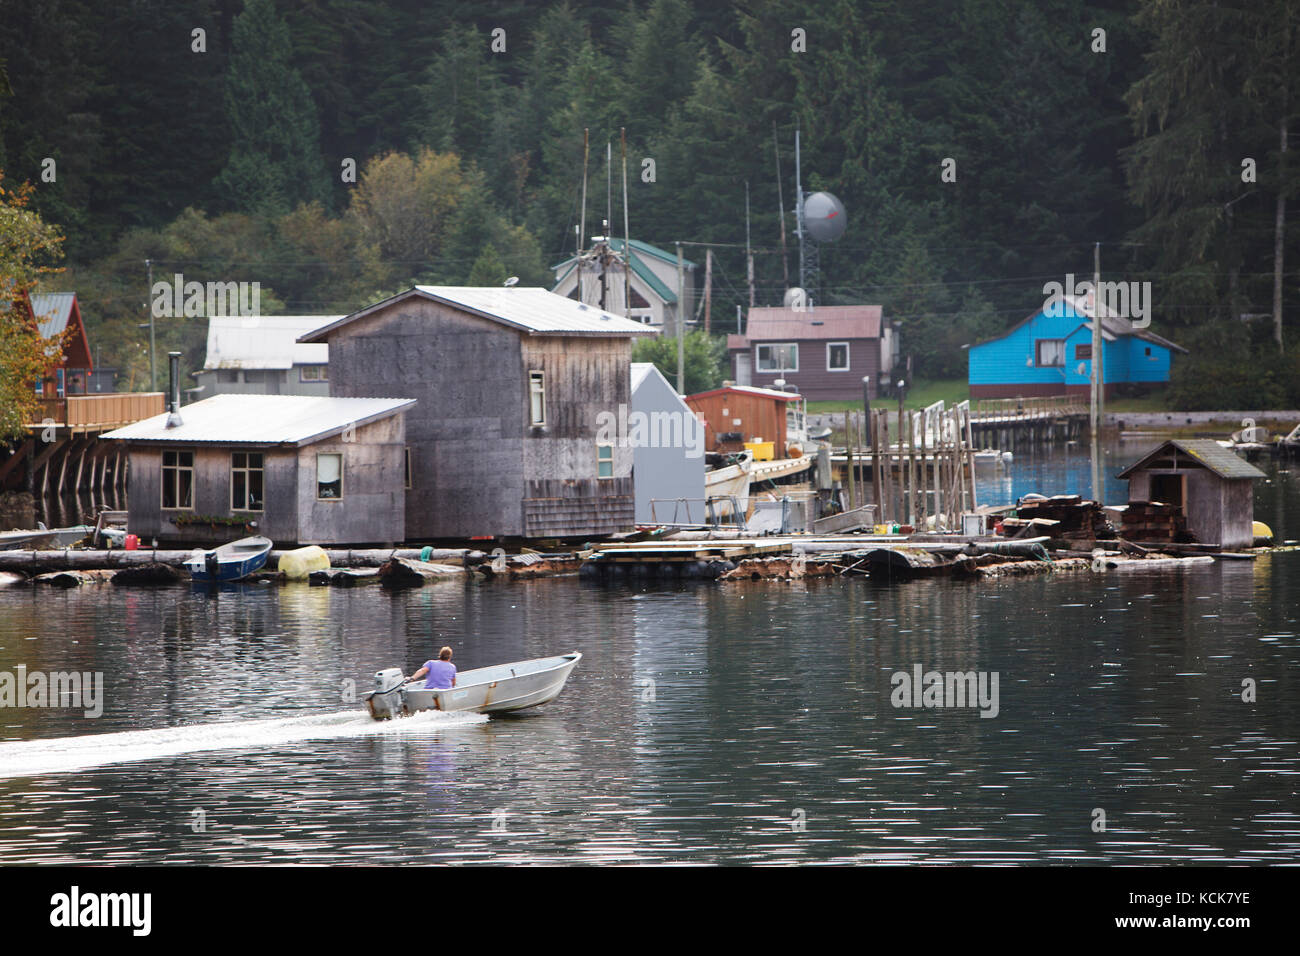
[28,392,165,430]
[971,396,1085,422]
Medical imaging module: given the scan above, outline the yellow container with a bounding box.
[744,440,775,461]
[874,524,890,535]
[278,545,330,581]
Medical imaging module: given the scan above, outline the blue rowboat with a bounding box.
[184,535,273,583]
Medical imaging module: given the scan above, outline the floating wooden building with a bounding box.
[1117,439,1265,550]
[301,286,655,540]
[103,394,415,547]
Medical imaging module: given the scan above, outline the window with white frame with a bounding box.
[317,453,343,499]
[230,451,264,511]
[162,449,195,510]
[299,365,328,382]
[827,342,850,371]
[529,371,546,425]
[1035,339,1066,367]
[597,444,614,479]
[756,343,798,372]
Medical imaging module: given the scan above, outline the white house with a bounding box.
[193,315,342,399]
[552,238,695,330]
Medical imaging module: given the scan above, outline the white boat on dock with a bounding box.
[364,652,582,720]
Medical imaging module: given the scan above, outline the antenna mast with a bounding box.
[621,127,631,319]
[773,123,789,294]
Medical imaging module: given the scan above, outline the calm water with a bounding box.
[0,447,1296,865]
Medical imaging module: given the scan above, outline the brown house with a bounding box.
[1117,440,1265,549]
[685,385,800,456]
[301,286,655,541]
[726,305,895,400]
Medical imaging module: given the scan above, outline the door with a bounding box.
[735,352,751,386]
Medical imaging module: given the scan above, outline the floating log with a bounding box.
[378,557,463,588]
[33,569,108,587]
[309,567,381,587]
[1092,554,1215,571]
[0,546,486,574]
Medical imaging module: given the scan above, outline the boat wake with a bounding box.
[0,708,488,779]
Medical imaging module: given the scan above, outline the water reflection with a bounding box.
[0,457,1295,864]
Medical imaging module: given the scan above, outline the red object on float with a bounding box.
[124,534,139,550]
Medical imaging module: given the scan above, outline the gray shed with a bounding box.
[628,363,706,525]
[1117,439,1265,549]
[103,394,414,547]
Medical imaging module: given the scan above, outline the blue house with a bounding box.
[968,294,1186,399]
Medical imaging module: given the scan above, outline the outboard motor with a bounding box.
[366,668,408,720]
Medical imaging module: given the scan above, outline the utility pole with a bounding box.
[745,181,755,308]
[774,123,789,292]
[703,248,713,334]
[794,125,805,292]
[676,242,686,394]
[146,258,156,393]
[1090,241,1103,503]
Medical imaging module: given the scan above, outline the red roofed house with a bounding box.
[726,305,896,400]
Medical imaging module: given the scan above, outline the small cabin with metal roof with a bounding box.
[28,292,94,398]
[685,384,802,457]
[103,394,415,547]
[1116,439,1265,550]
[194,315,341,399]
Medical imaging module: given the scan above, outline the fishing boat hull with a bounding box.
[365,653,582,720]
[184,535,273,583]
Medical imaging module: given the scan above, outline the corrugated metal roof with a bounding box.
[203,315,339,370]
[1117,439,1267,480]
[29,293,76,338]
[102,394,415,446]
[551,238,695,271]
[301,287,657,342]
[687,384,802,403]
[734,305,883,344]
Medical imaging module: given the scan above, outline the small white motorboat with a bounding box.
[365,652,581,720]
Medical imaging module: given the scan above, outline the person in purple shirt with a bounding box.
[408,646,457,690]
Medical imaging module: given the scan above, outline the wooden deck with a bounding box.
[969,396,1087,424]
[26,392,165,432]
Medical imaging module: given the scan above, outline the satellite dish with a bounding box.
[503,276,519,287]
[784,287,808,310]
[803,191,847,242]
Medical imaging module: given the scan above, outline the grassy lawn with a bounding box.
[807,378,970,415]
[1105,389,1172,413]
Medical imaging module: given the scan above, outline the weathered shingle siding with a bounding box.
[126,446,298,544]
[519,336,636,536]
[295,417,405,546]
[325,295,637,539]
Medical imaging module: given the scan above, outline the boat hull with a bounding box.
[184,535,272,583]
[366,653,581,720]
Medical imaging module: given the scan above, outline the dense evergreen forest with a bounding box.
[1,0,1296,407]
